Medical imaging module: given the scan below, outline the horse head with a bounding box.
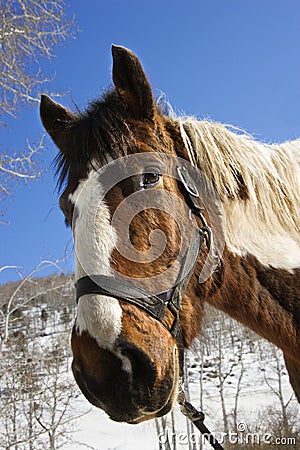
[40,46,223,423]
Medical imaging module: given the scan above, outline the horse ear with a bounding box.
[40,95,75,147]
[112,45,156,121]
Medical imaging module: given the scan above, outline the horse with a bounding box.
[40,45,300,424]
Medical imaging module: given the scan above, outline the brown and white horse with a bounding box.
[40,46,300,424]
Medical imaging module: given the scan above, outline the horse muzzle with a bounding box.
[71,327,179,423]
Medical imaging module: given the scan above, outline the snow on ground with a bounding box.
[2,300,298,450]
[63,379,295,450]
[64,329,298,450]
[64,400,158,450]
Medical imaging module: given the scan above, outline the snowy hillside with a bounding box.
[0,275,299,449]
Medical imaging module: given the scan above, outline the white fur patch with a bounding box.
[225,201,300,270]
[177,117,300,270]
[70,170,122,349]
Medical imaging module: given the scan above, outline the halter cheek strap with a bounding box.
[75,166,224,450]
[75,167,222,378]
[75,227,205,374]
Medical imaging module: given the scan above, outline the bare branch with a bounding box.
[0,0,78,117]
[0,134,45,213]
[0,265,22,273]
[0,257,73,346]
[0,0,77,220]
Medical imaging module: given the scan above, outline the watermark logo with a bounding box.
[72,153,225,294]
[158,422,297,446]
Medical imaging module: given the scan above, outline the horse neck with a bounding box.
[175,117,300,358]
[167,115,300,357]
[207,248,300,360]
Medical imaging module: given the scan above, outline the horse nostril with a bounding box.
[119,343,156,390]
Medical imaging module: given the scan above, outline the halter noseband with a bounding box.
[75,166,221,373]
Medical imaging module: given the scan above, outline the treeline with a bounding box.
[0,272,299,449]
[0,272,79,450]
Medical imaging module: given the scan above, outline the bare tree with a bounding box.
[0,0,77,117]
[231,341,245,433]
[0,270,86,450]
[0,260,74,352]
[33,342,82,450]
[0,335,84,450]
[261,345,294,436]
[0,0,77,217]
[0,136,44,213]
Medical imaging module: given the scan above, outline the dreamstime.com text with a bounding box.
[159,422,297,446]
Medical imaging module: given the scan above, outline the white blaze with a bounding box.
[70,169,122,349]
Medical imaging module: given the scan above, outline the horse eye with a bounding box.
[140,172,161,188]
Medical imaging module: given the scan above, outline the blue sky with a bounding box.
[1,0,300,284]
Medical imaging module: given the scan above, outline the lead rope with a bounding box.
[177,385,225,450]
[175,168,224,449]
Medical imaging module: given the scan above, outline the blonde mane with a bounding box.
[176,117,300,269]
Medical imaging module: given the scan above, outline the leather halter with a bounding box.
[75,166,221,373]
